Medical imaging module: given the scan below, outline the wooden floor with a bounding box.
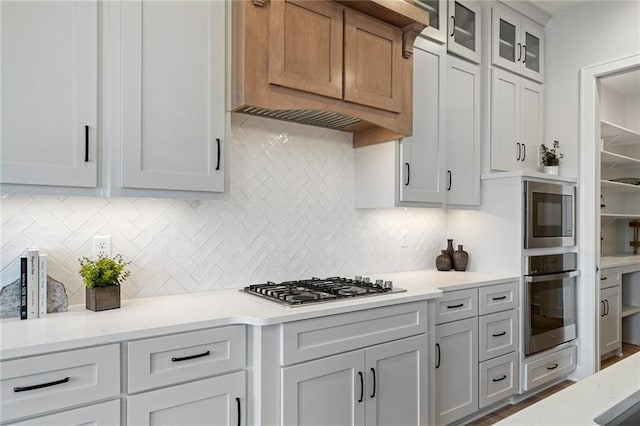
[468,343,640,426]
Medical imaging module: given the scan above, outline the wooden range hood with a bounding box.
[231,0,428,147]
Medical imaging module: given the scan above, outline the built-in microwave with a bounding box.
[524,181,576,249]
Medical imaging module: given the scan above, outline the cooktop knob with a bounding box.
[354,276,362,282]
[375,279,384,287]
[384,281,393,289]
[363,277,371,284]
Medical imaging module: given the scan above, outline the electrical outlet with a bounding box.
[93,235,111,258]
[400,230,409,248]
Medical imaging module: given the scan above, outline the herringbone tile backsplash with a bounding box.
[1,115,445,305]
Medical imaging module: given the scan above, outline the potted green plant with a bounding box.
[78,254,131,311]
[540,140,563,175]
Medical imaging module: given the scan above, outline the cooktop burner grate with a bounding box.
[242,276,404,307]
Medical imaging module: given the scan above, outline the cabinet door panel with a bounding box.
[282,351,364,426]
[269,0,343,99]
[446,55,480,206]
[1,0,97,187]
[127,371,245,426]
[491,6,520,75]
[447,0,481,64]
[121,0,224,192]
[365,335,428,426]
[9,400,120,426]
[344,10,402,113]
[491,68,520,171]
[415,0,447,43]
[521,21,544,83]
[435,317,478,425]
[520,78,543,172]
[400,40,445,203]
[600,286,622,355]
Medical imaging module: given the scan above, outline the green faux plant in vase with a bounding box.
[78,254,131,311]
[540,140,563,174]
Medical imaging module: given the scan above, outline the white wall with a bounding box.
[1,115,446,305]
[544,0,640,177]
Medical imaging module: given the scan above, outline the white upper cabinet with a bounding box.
[446,55,480,206]
[490,67,543,172]
[400,39,447,204]
[415,0,447,43]
[120,0,225,193]
[447,0,481,64]
[1,0,98,188]
[491,4,544,83]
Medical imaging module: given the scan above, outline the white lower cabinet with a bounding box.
[435,317,479,425]
[8,400,120,426]
[600,284,622,357]
[435,283,519,425]
[127,371,245,426]
[282,334,428,426]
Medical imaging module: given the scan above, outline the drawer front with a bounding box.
[600,268,621,290]
[8,399,120,426]
[479,352,519,409]
[128,325,246,394]
[435,288,478,324]
[523,345,577,391]
[479,282,518,315]
[0,344,120,423]
[479,310,518,362]
[281,302,427,366]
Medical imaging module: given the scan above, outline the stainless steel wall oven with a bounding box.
[524,181,576,249]
[524,253,579,356]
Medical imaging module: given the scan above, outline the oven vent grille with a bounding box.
[237,107,362,130]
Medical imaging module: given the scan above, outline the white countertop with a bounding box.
[0,270,516,360]
[496,352,640,425]
[601,255,640,270]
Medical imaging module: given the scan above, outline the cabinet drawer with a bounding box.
[479,282,518,315]
[128,325,246,394]
[600,268,621,289]
[281,302,427,365]
[479,310,519,362]
[8,399,120,426]
[0,344,120,423]
[479,352,519,409]
[435,288,477,324]
[523,345,577,391]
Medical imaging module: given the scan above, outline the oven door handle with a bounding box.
[525,270,580,282]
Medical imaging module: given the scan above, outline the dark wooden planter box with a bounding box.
[86,286,121,312]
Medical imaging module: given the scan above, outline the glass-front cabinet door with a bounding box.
[521,21,544,82]
[447,0,481,64]
[491,4,544,83]
[414,0,447,43]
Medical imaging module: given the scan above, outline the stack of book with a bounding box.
[20,249,47,320]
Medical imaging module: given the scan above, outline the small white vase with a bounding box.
[542,165,559,175]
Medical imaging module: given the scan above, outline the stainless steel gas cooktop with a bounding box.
[242,276,405,307]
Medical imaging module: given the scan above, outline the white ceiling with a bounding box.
[601,69,640,96]
[529,0,587,16]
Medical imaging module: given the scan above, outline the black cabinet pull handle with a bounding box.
[435,343,441,369]
[370,367,376,398]
[84,125,89,162]
[492,331,507,337]
[522,45,527,64]
[447,303,464,309]
[601,277,608,280]
[171,350,210,362]
[605,299,610,316]
[450,16,455,37]
[447,170,452,191]
[14,377,70,393]
[547,363,559,370]
[492,295,507,301]
[216,138,221,171]
[517,42,522,61]
[492,374,507,382]
[522,144,526,162]
[516,142,521,161]
[405,163,410,186]
[236,397,241,426]
[358,371,364,403]
[601,300,606,317]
